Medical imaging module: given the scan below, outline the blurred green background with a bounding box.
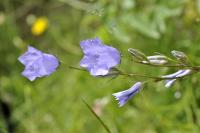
[1,0,200,132]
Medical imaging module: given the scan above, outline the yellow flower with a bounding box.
[31,17,48,36]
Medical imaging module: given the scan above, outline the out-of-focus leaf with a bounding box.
[122,14,160,39]
[96,25,111,43]
[196,0,200,14]
[154,6,182,33]
[121,5,182,39]
[122,0,135,10]
[107,21,130,43]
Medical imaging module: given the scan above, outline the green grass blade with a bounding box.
[82,99,111,133]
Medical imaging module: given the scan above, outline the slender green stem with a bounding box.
[120,72,161,79]
[132,59,200,70]
[166,57,182,64]
[117,69,196,82]
[82,99,111,133]
[66,64,200,82]
[132,59,179,67]
[68,66,87,72]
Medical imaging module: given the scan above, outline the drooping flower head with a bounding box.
[162,69,192,88]
[80,38,121,76]
[112,82,142,107]
[18,46,59,81]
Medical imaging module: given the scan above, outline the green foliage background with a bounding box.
[0,0,200,132]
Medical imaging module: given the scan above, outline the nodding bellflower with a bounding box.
[18,46,59,81]
[112,82,142,107]
[80,38,121,76]
[162,69,191,88]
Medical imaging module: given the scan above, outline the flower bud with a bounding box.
[147,55,168,65]
[162,69,192,88]
[165,79,176,88]
[128,48,148,61]
[148,59,168,65]
[171,50,188,64]
[147,55,167,60]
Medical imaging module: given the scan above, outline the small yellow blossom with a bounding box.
[31,17,48,36]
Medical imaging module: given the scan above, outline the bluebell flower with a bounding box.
[162,69,191,88]
[18,46,59,81]
[112,82,142,107]
[80,38,121,76]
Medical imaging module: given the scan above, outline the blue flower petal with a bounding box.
[18,46,42,66]
[89,64,109,76]
[165,79,177,88]
[98,46,121,68]
[80,38,103,55]
[42,54,59,75]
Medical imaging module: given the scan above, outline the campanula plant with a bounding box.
[78,38,199,107]
[18,38,200,107]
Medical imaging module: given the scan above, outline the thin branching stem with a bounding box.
[132,59,200,71]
